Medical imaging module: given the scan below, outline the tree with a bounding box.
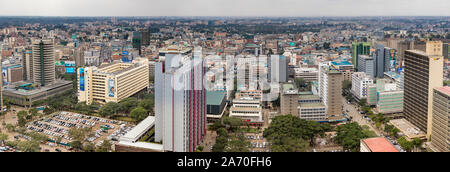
[196,145,204,152]
[82,142,96,152]
[226,134,250,152]
[222,117,243,132]
[138,98,154,113]
[28,108,38,116]
[96,140,113,152]
[28,132,49,143]
[17,140,40,152]
[98,102,120,117]
[264,115,332,151]
[335,123,371,152]
[75,102,91,114]
[68,127,92,151]
[294,78,306,89]
[271,137,309,152]
[397,137,413,152]
[358,98,367,107]
[69,140,83,151]
[119,97,138,113]
[0,133,8,145]
[6,124,15,132]
[130,107,148,122]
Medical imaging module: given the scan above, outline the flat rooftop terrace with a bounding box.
[389,118,426,140]
[3,80,73,96]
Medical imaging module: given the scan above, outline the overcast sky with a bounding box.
[0,0,449,17]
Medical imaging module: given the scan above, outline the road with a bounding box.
[341,97,381,136]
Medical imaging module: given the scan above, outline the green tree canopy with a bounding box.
[119,97,138,113]
[130,107,148,122]
[98,102,121,117]
[264,115,332,151]
[335,122,373,152]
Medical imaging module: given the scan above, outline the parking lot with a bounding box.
[26,111,134,148]
[245,133,270,152]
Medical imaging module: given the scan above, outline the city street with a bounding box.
[341,97,381,136]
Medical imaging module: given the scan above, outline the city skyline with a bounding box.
[0,0,450,17]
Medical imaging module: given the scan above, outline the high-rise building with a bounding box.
[77,58,149,105]
[32,39,55,86]
[430,86,450,152]
[268,55,288,83]
[319,65,343,120]
[403,41,444,138]
[330,61,354,81]
[352,42,371,69]
[351,72,373,100]
[357,55,375,78]
[154,53,206,152]
[280,83,299,116]
[22,50,33,81]
[375,44,386,78]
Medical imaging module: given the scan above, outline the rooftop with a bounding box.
[299,94,321,100]
[299,102,325,108]
[362,137,399,152]
[331,61,352,66]
[120,116,155,142]
[389,119,426,140]
[436,86,450,95]
[3,80,72,96]
[207,91,226,106]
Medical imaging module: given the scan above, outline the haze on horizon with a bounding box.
[0,0,449,17]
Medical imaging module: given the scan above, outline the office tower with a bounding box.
[430,86,450,152]
[73,48,85,67]
[155,53,206,152]
[384,48,397,73]
[140,29,150,46]
[330,61,354,81]
[22,49,33,81]
[352,42,371,69]
[32,39,55,86]
[375,44,396,77]
[77,58,149,105]
[357,55,375,78]
[132,31,142,56]
[319,65,343,120]
[443,43,449,59]
[351,72,373,100]
[375,44,386,78]
[403,41,444,138]
[280,83,299,116]
[268,55,288,83]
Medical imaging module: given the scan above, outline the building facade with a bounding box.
[77,58,149,105]
[319,65,343,120]
[352,42,371,68]
[154,53,206,152]
[430,87,450,152]
[32,39,55,86]
[403,45,443,138]
[357,55,375,78]
[351,72,373,100]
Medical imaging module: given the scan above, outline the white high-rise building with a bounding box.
[351,72,374,99]
[154,52,206,152]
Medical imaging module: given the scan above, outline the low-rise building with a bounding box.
[360,137,399,152]
[298,103,327,121]
[294,67,318,82]
[230,98,263,126]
